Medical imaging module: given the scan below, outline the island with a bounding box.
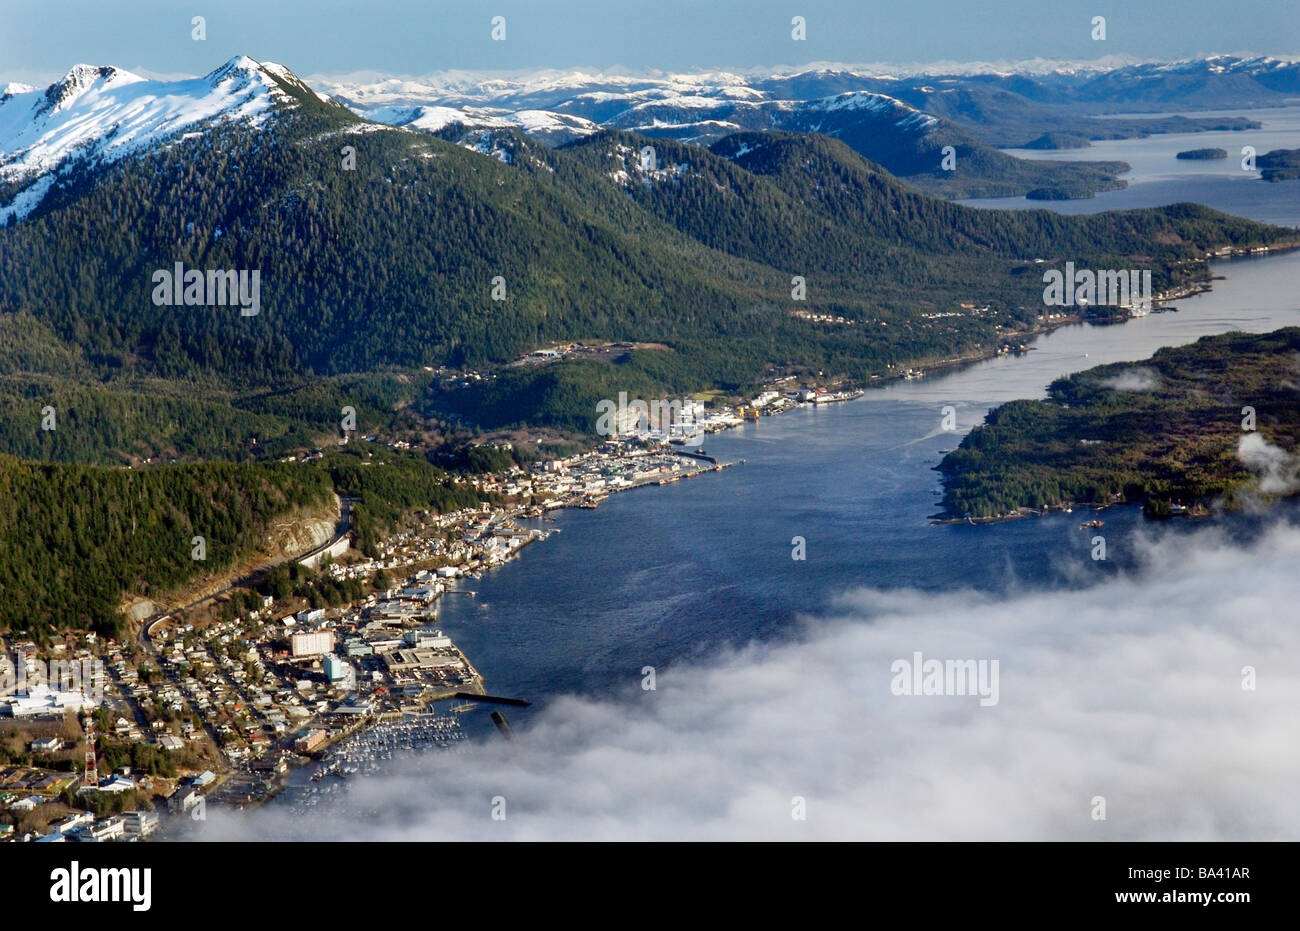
[936,328,1300,520]
[1176,148,1228,160]
[1025,187,1094,201]
[1022,132,1092,151]
[1257,149,1300,182]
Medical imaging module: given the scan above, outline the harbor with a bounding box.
[283,713,466,811]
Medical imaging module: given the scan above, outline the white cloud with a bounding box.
[1238,433,1300,495]
[1100,367,1159,392]
[201,520,1300,842]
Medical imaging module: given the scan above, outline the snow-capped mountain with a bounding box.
[0,56,304,222]
[1066,55,1300,107]
[367,103,599,146]
[603,89,940,147]
[323,67,949,157]
[4,52,1289,223]
[317,53,1300,148]
[316,68,768,114]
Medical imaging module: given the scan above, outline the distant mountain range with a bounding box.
[315,54,1300,116]
[0,56,1294,462]
[4,54,1291,214]
[321,53,1295,158]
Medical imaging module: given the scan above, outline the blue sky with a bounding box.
[3,0,1298,83]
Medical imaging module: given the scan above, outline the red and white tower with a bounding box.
[82,714,98,790]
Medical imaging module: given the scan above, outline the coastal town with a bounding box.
[1,262,1271,841]
[0,378,873,842]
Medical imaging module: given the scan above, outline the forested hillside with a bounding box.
[937,328,1300,519]
[0,456,331,636]
[0,63,1295,451]
[0,448,481,638]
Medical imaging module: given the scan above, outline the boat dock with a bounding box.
[676,449,720,464]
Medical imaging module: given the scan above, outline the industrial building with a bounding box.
[404,627,452,649]
[383,649,466,673]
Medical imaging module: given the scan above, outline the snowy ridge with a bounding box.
[371,103,598,145]
[302,52,1300,165]
[814,90,937,129]
[317,66,829,144]
[312,52,1300,130]
[328,67,940,152]
[0,56,296,222]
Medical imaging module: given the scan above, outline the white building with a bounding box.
[413,627,452,649]
[78,816,126,842]
[4,683,98,718]
[291,631,335,659]
[96,775,136,793]
[51,811,94,834]
[168,786,203,814]
[121,810,160,838]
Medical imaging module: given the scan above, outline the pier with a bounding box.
[491,711,516,740]
[676,449,719,464]
[453,691,531,707]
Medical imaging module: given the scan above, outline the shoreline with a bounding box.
[929,500,1212,526]
[35,243,1300,834]
[169,449,740,819]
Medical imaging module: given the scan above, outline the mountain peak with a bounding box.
[207,55,265,80]
[58,63,130,86]
[1,81,36,101]
[2,58,289,224]
[37,63,140,116]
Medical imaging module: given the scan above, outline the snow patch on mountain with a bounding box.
[821,91,894,113]
[459,129,515,164]
[605,142,689,190]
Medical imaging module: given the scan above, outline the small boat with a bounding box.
[1079,519,1104,530]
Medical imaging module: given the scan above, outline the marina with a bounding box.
[303,713,465,791]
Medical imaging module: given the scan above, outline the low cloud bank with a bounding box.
[1100,367,1159,392]
[201,521,1300,841]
